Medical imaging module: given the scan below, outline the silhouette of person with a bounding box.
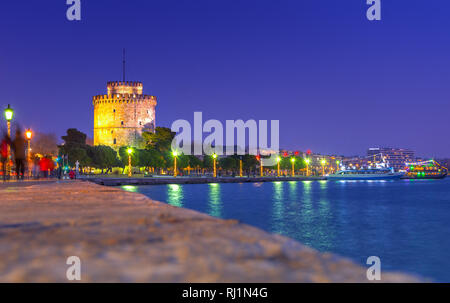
[12,129,26,180]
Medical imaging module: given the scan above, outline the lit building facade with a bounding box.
[93,81,157,149]
[367,147,415,171]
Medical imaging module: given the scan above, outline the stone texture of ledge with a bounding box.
[0,181,421,282]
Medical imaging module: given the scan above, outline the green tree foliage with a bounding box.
[88,145,119,172]
[219,156,238,170]
[62,128,87,145]
[59,129,91,167]
[118,146,140,167]
[142,127,175,153]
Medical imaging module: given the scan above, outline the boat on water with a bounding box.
[327,167,404,180]
[403,160,448,179]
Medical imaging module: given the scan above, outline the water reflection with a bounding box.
[317,181,333,251]
[208,183,222,217]
[121,185,138,193]
[288,181,298,201]
[272,182,285,234]
[167,184,183,207]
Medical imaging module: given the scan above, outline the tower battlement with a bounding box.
[92,94,156,104]
[107,81,144,95]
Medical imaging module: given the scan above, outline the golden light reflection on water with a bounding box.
[121,185,138,192]
[167,184,183,207]
[272,181,285,234]
[208,183,222,217]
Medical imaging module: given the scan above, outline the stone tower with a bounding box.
[93,81,157,149]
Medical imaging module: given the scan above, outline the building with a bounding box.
[367,147,415,171]
[93,81,157,149]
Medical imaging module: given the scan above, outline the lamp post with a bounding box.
[239,156,243,177]
[291,157,295,177]
[212,153,217,177]
[321,159,326,176]
[25,129,32,178]
[4,105,14,179]
[305,158,310,176]
[127,148,133,177]
[172,150,178,177]
[259,156,263,177]
[336,160,340,173]
[277,156,281,177]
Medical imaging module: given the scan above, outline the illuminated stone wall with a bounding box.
[93,81,157,149]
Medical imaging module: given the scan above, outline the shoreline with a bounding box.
[83,175,326,186]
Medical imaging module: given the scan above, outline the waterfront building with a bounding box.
[367,147,415,171]
[93,81,157,149]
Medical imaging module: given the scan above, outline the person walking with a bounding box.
[12,129,26,181]
[33,156,40,179]
[1,132,11,182]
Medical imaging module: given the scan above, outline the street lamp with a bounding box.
[336,160,340,172]
[4,105,14,179]
[25,129,33,178]
[4,104,13,122]
[239,156,243,177]
[291,157,295,177]
[305,158,310,177]
[172,150,178,177]
[276,156,281,177]
[212,153,217,177]
[321,159,326,176]
[127,148,133,177]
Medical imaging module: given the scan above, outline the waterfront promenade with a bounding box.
[84,175,326,186]
[0,180,421,282]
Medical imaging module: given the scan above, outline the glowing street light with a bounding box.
[276,156,281,177]
[291,157,295,177]
[172,150,178,177]
[305,158,310,176]
[4,105,14,179]
[321,159,326,176]
[127,147,133,177]
[336,160,340,172]
[4,104,13,122]
[25,129,33,177]
[212,153,217,178]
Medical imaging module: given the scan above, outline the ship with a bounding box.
[327,167,404,180]
[402,160,448,179]
[327,156,404,180]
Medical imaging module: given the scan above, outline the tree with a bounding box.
[32,132,59,156]
[59,129,91,167]
[219,156,238,171]
[118,146,140,169]
[62,128,87,145]
[88,145,118,173]
[142,127,175,153]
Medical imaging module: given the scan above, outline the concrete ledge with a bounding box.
[0,181,421,282]
[85,176,326,186]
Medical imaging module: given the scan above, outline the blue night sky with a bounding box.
[0,1,449,157]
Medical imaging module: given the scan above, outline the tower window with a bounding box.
[121,121,124,125]
[113,138,117,144]
[113,109,116,113]
[139,121,142,125]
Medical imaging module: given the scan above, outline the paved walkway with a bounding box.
[0,181,422,282]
